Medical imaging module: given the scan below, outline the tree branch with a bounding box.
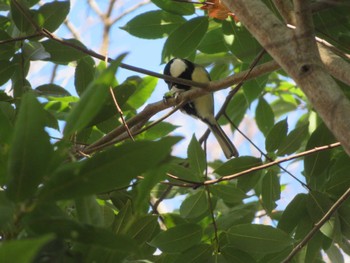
[223,0,350,157]
[282,186,350,263]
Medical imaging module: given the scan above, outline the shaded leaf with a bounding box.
[265,118,288,153]
[226,224,294,254]
[210,184,247,204]
[0,60,16,85]
[326,152,350,197]
[75,56,96,96]
[304,123,335,187]
[38,137,180,202]
[0,29,16,60]
[149,223,202,253]
[277,123,309,156]
[261,170,281,213]
[64,56,123,136]
[7,92,53,202]
[256,97,274,136]
[180,190,208,219]
[36,84,71,97]
[188,135,206,176]
[41,38,86,63]
[0,234,54,263]
[278,193,308,234]
[174,244,212,263]
[221,246,256,263]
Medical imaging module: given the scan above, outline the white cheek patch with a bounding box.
[170,59,187,77]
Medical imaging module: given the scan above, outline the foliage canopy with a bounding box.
[0,0,350,262]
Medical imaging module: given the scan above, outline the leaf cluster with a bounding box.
[0,0,349,262]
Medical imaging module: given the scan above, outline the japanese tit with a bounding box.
[163,58,239,158]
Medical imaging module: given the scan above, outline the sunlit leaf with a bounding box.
[121,10,186,39]
[162,16,208,62]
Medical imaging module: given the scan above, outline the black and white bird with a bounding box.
[163,58,239,159]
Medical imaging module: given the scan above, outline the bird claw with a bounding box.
[163,89,179,104]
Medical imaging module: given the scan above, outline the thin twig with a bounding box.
[165,142,341,187]
[282,186,350,263]
[109,87,134,141]
[205,186,220,253]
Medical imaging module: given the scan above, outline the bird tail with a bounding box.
[205,118,239,159]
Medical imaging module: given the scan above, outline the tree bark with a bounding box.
[223,0,350,156]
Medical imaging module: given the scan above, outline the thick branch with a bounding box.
[223,0,350,157]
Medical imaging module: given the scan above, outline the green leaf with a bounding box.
[10,0,34,33]
[0,60,16,85]
[114,199,133,234]
[216,203,258,230]
[325,243,345,263]
[26,217,137,253]
[0,102,15,143]
[141,121,178,140]
[134,166,167,211]
[188,135,206,177]
[225,92,249,127]
[41,38,86,63]
[22,41,51,60]
[75,196,104,226]
[127,75,158,109]
[0,191,15,231]
[180,190,208,219]
[277,123,309,156]
[174,244,212,263]
[198,28,228,54]
[37,0,70,32]
[162,16,208,62]
[149,223,202,253]
[151,0,195,16]
[221,247,256,263]
[36,84,71,97]
[0,234,54,263]
[304,123,335,187]
[255,97,274,136]
[326,152,350,197]
[214,156,262,177]
[0,30,16,60]
[121,10,185,39]
[278,193,308,234]
[89,76,139,127]
[75,56,96,96]
[127,215,160,244]
[168,162,202,182]
[214,156,262,192]
[307,191,332,222]
[265,118,288,152]
[6,92,53,202]
[261,170,281,213]
[64,56,123,136]
[210,184,247,204]
[222,20,262,62]
[226,224,294,254]
[38,137,180,201]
